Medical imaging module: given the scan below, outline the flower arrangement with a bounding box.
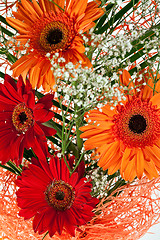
[0,0,160,239]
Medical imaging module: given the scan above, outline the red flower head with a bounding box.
[0,74,56,165]
[16,155,99,237]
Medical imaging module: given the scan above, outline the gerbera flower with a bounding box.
[16,155,99,237]
[6,0,104,90]
[0,74,56,166]
[80,71,160,181]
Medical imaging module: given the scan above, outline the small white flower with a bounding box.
[55,52,59,58]
[57,153,61,158]
[46,53,51,58]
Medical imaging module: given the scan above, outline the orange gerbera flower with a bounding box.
[6,0,104,90]
[80,70,160,181]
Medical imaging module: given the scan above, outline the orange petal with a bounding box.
[29,66,40,88]
[80,128,106,138]
[10,55,30,70]
[66,0,87,18]
[21,0,39,19]
[144,160,159,179]
[84,132,113,150]
[123,157,136,181]
[108,158,121,175]
[150,92,160,108]
[120,70,131,86]
[145,145,160,169]
[102,104,116,116]
[6,18,29,33]
[120,147,133,173]
[136,149,144,179]
[98,141,120,167]
[12,56,37,76]
[32,0,43,16]
[38,0,47,12]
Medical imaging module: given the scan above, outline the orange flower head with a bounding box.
[6,0,104,90]
[80,71,160,181]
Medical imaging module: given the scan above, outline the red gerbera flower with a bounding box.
[16,156,98,237]
[0,74,56,165]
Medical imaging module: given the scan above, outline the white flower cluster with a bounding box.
[52,60,124,110]
[88,167,109,198]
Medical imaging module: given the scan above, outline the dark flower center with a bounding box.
[19,112,28,124]
[46,180,75,211]
[129,114,147,134]
[39,21,71,53]
[12,103,34,133]
[55,190,65,200]
[46,29,63,45]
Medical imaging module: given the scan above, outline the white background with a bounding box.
[140,224,160,239]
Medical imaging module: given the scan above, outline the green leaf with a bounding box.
[0,15,16,29]
[43,121,79,158]
[7,161,22,175]
[0,71,5,79]
[47,136,61,147]
[125,23,160,59]
[0,25,15,37]
[129,53,158,75]
[23,149,35,160]
[6,52,17,63]
[95,0,139,34]
[122,24,160,74]
[0,163,17,174]
[96,3,115,29]
[0,46,17,64]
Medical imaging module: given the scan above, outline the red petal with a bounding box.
[49,156,59,179]
[33,212,45,233]
[69,172,79,187]
[17,76,26,97]
[41,207,57,233]
[25,91,35,108]
[64,218,76,236]
[4,74,17,90]
[57,212,64,235]
[37,93,54,109]
[34,107,54,122]
[40,123,57,136]
[3,80,23,103]
[10,135,24,165]
[19,208,36,219]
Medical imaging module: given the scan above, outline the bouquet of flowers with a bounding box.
[0,0,160,239]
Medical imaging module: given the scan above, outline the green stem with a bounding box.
[42,121,79,159]
[42,231,49,240]
[71,153,84,175]
[75,108,84,159]
[48,0,64,11]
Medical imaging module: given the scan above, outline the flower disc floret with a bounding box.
[31,12,76,56]
[12,103,34,133]
[45,180,75,211]
[113,97,160,148]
